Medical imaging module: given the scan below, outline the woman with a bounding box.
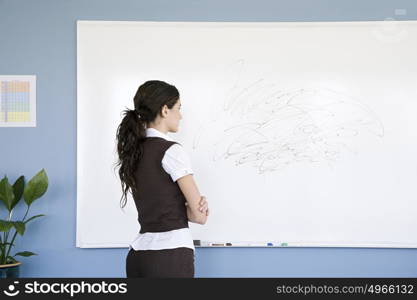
[115,80,209,278]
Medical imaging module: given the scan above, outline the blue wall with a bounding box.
[1,0,416,277]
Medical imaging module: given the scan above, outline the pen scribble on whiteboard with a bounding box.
[193,59,385,174]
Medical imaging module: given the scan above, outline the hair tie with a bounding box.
[132,109,141,119]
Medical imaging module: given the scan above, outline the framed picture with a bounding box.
[0,75,36,127]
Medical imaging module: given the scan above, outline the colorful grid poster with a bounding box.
[0,75,36,127]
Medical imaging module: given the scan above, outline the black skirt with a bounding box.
[125,247,195,278]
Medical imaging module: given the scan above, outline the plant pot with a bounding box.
[0,262,21,278]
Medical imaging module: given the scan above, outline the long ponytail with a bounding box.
[114,108,146,209]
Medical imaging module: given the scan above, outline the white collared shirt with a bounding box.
[129,127,195,252]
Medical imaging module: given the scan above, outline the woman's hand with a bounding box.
[184,195,209,216]
[198,196,209,216]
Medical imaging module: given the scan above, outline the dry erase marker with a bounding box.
[246,243,269,247]
[210,243,225,246]
[224,242,249,246]
[199,241,228,246]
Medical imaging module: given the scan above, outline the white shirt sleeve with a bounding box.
[162,143,194,182]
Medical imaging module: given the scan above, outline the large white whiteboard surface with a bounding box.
[77,21,417,248]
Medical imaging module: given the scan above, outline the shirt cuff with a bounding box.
[170,169,194,182]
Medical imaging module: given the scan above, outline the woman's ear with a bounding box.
[160,105,169,118]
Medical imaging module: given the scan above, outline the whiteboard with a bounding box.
[76,20,417,248]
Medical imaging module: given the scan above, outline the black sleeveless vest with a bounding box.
[132,137,189,233]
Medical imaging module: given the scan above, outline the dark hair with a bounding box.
[114,80,180,208]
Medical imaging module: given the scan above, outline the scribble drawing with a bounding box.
[193,59,384,174]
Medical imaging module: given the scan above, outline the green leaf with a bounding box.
[0,176,15,212]
[23,169,48,206]
[0,219,13,232]
[14,251,37,257]
[11,176,25,210]
[24,214,45,224]
[12,221,26,236]
[6,256,18,264]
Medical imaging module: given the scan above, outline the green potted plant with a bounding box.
[0,169,48,278]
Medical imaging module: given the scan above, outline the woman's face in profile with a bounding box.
[166,99,182,132]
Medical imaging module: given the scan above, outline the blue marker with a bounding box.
[267,242,274,246]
